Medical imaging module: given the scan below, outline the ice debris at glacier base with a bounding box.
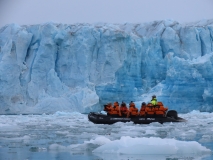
[92,136,211,155]
[0,19,213,114]
[1,111,212,160]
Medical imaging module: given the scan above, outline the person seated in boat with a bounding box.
[108,102,121,116]
[154,102,168,117]
[104,103,112,116]
[150,95,157,106]
[145,103,155,117]
[139,102,146,117]
[127,101,138,118]
[120,102,128,117]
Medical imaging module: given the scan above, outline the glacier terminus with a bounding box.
[0,20,213,114]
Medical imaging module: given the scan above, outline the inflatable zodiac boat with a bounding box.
[88,110,186,124]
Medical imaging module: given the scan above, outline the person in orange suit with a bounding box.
[108,102,121,116]
[145,103,155,117]
[127,101,138,118]
[139,102,146,117]
[155,102,168,117]
[120,102,128,117]
[104,103,113,116]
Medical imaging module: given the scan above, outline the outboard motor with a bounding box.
[166,110,178,119]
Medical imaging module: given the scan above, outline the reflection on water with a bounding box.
[0,111,212,160]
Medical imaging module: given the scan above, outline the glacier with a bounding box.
[0,19,213,114]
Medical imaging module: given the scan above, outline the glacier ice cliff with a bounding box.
[0,19,213,114]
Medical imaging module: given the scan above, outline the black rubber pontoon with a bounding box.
[88,110,186,124]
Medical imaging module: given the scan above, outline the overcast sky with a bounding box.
[0,0,213,27]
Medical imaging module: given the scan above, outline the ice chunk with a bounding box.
[84,136,111,145]
[93,136,211,155]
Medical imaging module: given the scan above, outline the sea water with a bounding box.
[0,111,213,160]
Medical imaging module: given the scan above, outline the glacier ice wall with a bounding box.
[0,20,213,114]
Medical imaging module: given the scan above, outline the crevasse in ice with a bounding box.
[0,20,213,114]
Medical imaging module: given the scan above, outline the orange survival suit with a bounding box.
[127,102,138,117]
[120,102,128,117]
[104,103,113,116]
[145,103,155,117]
[108,102,121,116]
[154,102,168,117]
[139,102,146,117]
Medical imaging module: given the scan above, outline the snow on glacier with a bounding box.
[0,20,213,114]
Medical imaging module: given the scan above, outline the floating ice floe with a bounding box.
[93,136,211,155]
